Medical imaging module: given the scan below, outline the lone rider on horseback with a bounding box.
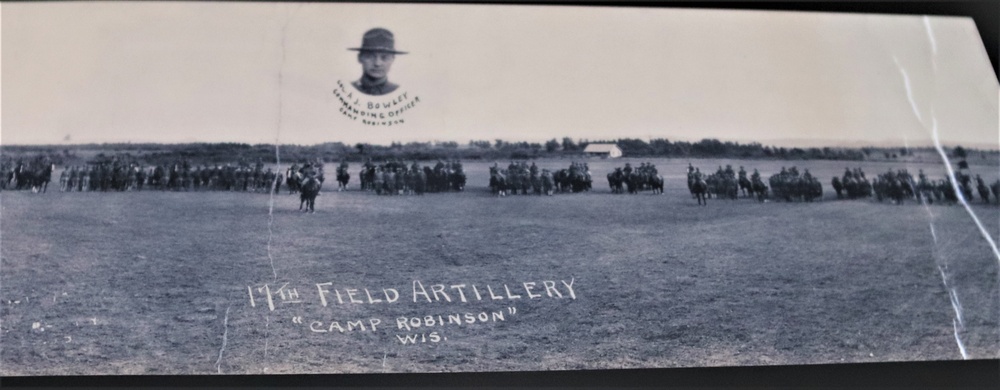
[300,163,318,183]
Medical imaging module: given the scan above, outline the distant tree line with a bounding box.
[0,139,994,167]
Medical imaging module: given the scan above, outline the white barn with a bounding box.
[583,143,623,158]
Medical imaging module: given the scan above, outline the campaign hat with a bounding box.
[349,28,408,54]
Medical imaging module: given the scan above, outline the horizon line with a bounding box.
[2,138,998,151]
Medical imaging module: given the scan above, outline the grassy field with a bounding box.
[1,157,998,375]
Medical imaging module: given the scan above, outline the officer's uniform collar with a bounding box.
[353,75,398,95]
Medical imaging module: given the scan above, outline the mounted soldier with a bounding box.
[299,162,317,179]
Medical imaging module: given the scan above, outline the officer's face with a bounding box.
[359,52,395,79]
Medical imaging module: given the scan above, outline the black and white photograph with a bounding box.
[2,2,998,378]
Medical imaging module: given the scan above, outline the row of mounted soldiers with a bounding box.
[835,167,1000,205]
[607,162,664,194]
[684,164,821,204]
[768,166,823,202]
[685,165,775,203]
[356,159,466,195]
[56,160,288,193]
[488,161,595,196]
[946,170,1000,204]
[40,154,329,194]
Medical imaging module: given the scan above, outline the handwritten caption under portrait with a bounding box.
[334,80,421,127]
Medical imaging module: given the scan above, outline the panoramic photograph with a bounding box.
[2,2,998,376]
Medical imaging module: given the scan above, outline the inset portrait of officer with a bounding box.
[349,28,407,96]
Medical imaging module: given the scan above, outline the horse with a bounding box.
[336,169,350,191]
[751,177,768,202]
[382,170,396,195]
[540,171,554,196]
[691,177,708,205]
[451,171,466,192]
[13,164,32,190]
[285,170,301,194]
[299,176,321,213]
[831,177,843,199]
[553,169,570,193]
[648,174,664,195]
[30,164,53,193]
[739,176,752,198]
[607,171,624,194]
[977,180,991,203]
[519,172,531,195]
[804,179,823,202]
[531,173,542,195]
[489,171,507,196]
[956,174,974,201]
[841,176,872,199]
[721,175,738,200]
[507,171,523,195]
[625,172,641,194]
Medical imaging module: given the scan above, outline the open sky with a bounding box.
[3,2,998,148]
